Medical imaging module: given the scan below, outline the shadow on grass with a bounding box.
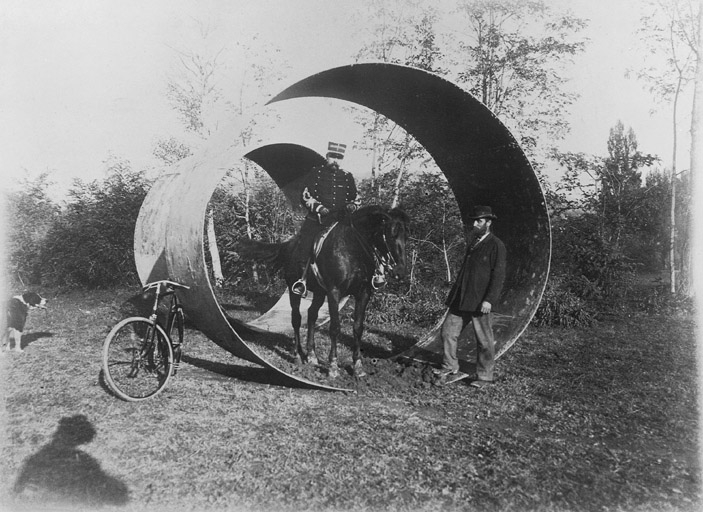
[20,331,54,350]
[181,354,313,389]
[351,326,417,359]
[13,415,129,507]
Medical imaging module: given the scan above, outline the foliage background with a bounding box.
[3,0,698,324]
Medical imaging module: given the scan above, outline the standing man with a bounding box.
[291,142,358,296]
[435,205,506,388]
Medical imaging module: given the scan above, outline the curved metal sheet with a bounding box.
[245,143,326,212]
[135,138,351,391]
[134,63,550,389]
[268,64,551,364]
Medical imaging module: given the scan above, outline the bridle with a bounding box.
[375,217,402,270]
[352,213,405,282]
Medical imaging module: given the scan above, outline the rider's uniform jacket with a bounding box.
[302,163,357,222]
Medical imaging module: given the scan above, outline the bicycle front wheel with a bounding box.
[102,317,174,401]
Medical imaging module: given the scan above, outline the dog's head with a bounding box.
[22,292,47,309]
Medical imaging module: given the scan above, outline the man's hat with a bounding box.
[327,142,347,159]
[468,205,497,220]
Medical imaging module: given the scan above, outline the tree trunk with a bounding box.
[442,238,452,283]
[391,134,411,208]
[206,207,224,287]
[240,162,259,282]
[409,247,417,294]
[689,6,702,300]
[371,115,379,202]
[670,72,681,294]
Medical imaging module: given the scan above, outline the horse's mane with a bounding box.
[351,204,409,225]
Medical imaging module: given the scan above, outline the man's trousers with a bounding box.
[440,308,495,381]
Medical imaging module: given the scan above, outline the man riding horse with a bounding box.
[291,141,384,296]
[237,143,410,377]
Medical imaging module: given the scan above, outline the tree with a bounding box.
[400,172,464,287]
[598,121,657,244]
[354,1,445,203]
[159,21,290,286]
[691,3,703,305]
[161,30,229,286]
[453,0,587,173]
[634,0,700,294]
[547,123,670,311]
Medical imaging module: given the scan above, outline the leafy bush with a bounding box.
[551,213,637,300]
[40,164,149,288]
[5,174,59,286]
[365,283,446,327]
[633,286,695,316]
[532,274,596,328]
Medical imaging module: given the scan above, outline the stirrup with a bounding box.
[291,280,307,297]
[372,272,386,289]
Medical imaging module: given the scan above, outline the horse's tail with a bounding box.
[237,237,293,273]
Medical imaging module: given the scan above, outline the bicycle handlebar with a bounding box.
[143,280,190,293]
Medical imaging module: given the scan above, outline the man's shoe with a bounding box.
[433,367,458,377]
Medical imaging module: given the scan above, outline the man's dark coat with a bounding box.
[445,232,506,313]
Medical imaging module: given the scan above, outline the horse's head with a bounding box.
[380,207,410,279]
[350,205,410,280]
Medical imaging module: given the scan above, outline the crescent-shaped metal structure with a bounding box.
[134,63,550,388]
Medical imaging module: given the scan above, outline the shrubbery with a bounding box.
[532,274,596,328]
[4,142,687,329]
[6,164,149,289]
[364,283,447,328]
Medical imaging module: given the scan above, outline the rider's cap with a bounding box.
[327,142,346,159]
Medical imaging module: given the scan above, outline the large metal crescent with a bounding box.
[134,63,551,388]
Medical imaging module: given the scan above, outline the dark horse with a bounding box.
[240,205,410,378]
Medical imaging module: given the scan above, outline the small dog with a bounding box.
[2,292,47,352]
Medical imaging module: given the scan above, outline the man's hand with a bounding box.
[480,301,492,314]
[302,187,318,210]
[318,206,330,216]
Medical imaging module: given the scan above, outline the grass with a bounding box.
[0,286,700,512]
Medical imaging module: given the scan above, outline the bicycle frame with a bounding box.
[144,280,188,370]
[144,280,187,334]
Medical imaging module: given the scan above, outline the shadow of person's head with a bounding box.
[13,414,129,507]
[53,414,96,446]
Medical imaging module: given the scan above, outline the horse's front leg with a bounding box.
[305,291,326,366]
[289,291,304,364]
[352,287,372,378]
[326,288,342,378]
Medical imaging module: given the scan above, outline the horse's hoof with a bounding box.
[307,354,319,366]
[294,354,303,365]
[353,360,366,378]
[328,366,339,379]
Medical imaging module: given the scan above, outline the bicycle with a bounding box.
[102,280,189,401]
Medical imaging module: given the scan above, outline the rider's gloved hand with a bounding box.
[318,206,330,216]
[346,203,358,213]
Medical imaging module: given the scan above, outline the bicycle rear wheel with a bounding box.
[102,317,173,401]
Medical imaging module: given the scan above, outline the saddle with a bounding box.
[291,223,337,296]
[308,222,339,292]
[291,221,386,297]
